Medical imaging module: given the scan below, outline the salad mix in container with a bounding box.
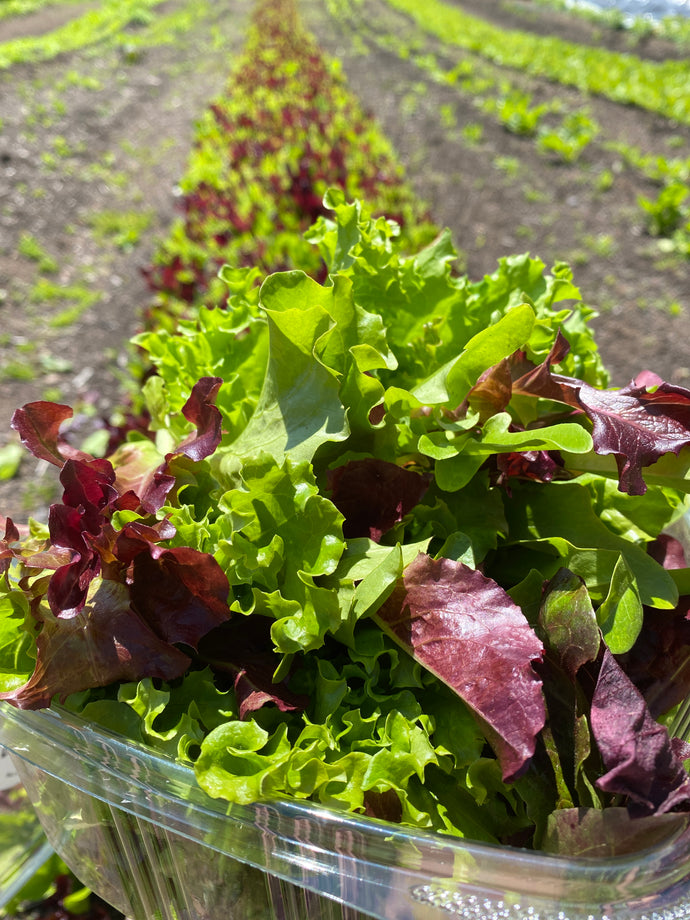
[1,194,690,918]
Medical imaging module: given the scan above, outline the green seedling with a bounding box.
[639,182,689,237]
[18,233,58,273]
[88,209,154,251]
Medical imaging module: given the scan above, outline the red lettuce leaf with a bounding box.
[475,343,690,496]
[44,458,124,616]
[129,544,231,649]
[59,458,118,534]
[47,507,99,616]
[113,376,223,514]
[591,646,690,815]
[329,458,429,542]
[174,376,224,462]
[0,578,191,710]
[112,519,177,566]
[468,332,577,419]
[374,553,545,782]
[11,402,90,467]
[466,358,513,420]
[556,377,690,495]
[511,332,577,405]
[362,789,404,823]
[496,448,563,487]
[648,532,688,571]
[233,667,307,720]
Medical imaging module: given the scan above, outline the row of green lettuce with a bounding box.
[515,0,690,46]
[325,0,690,260]
[380,0,690,125]
[3,0,690,863]
[0,0,170,69]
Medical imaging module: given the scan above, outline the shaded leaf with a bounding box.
[539,568,600,681]
[591,647,690,815]
[130,545,231,648]
[618,598,690,718]
[543,806,689,857]
[329,458,429,541]
[197,616,308,720]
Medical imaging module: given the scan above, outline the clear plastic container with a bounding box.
[0,743,53,913]
[2,704,690,920]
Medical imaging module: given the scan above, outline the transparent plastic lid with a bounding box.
[2,703,690,920]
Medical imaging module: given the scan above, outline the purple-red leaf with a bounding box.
[233,669,304,720]
[511,332,576,405]
[591,647,690,815]
[175,376,224,462]
[558,377,690,495]
[112,519,177,566]
[130,544,231,648]
[374,553,545,782]
[362,789,404,823]
[59,458,118,535]
[648,532,688,571]
[329,458,429,542]
[0,578,190,710]
[466,334,579,424]
[11,402,90,467]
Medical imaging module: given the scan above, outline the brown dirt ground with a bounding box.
[1,0,689,526]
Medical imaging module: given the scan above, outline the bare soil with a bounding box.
[1,0,689,526]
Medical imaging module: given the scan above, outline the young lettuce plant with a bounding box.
[2,194,690,855]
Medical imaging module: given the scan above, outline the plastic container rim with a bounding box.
[3,699,690,914]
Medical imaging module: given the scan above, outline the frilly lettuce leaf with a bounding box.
[212,454,346,653]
